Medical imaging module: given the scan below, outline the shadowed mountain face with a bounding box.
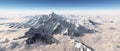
[16,12,96,45]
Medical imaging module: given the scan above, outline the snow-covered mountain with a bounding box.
[6,12,97,51]
[1,12,119,51]
[19,12,95,44]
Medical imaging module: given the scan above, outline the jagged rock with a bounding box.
[74,42,94,51]
[69,38,94,51]
[26,33,54,44]
[88,20,101,25]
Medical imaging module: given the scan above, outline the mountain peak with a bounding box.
[49,12,56,17]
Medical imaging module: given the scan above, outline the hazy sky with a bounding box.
[0,0,120,10]
[0,0,120,16]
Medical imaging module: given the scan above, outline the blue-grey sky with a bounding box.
[0,0,120,11]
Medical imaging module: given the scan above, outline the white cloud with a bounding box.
[0,9,120,17]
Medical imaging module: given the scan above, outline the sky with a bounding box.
[0,0,120,16]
